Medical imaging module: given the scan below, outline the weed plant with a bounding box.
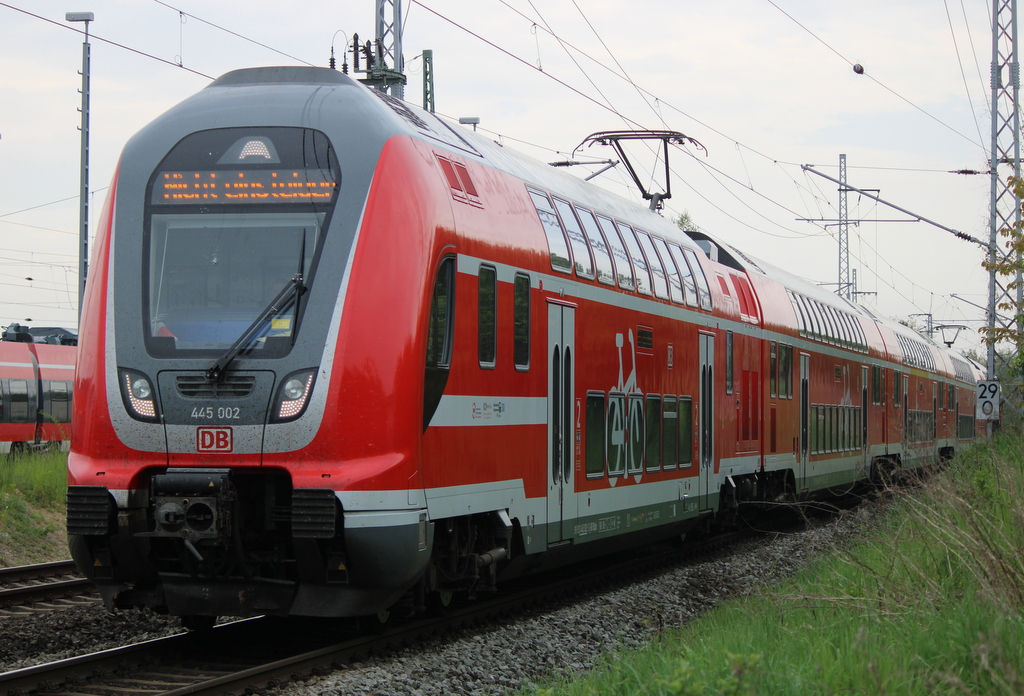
[528,432,1024,696]
[0,448,67,510]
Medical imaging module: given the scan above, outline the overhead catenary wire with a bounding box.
[0,2,213,78]
[0,0,991,341]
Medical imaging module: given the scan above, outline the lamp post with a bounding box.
[66,11,93,324]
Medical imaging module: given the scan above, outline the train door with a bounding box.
[861,366,869,470]
[902,375,909,452]
[800,354,810,488]
[698,332,714,510]
[547,302,576,545]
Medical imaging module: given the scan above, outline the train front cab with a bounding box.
[67,73,460,621]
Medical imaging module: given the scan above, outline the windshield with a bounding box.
[142,127,339,358]
[148,212,319,352]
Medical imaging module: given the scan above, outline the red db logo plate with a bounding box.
[196,427,233,453]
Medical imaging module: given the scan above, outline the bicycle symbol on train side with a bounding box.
[607,330,645,484]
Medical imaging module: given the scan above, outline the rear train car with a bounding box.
[0,335,75,456]
[67,66,981,624]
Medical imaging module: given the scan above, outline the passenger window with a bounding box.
[769,342,777,398]
[636,230,669,299]
[513,273,530,370]
[646,394,661,472]
[726,331,734,394]
[575,207,616,285]
[800,296,818,338]
[607,392,626,476]
[596,215,634,290]
[678,397,693,467]
[667,243,697,307]
[829,307,844,345]
[652,237,683,304]
[553,198,595,280]
[424,257,455,428]
[617,223,652,295]
[528,189,572,273]
[51,381,70,423]
[478,265,496,367]
[682,248,713,310]
[663,396,678,470]
[586,392,606,478]
[9,380,29,422]
[779,344,792,399]
[792,294,809,335]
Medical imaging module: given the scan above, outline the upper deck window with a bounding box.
[575,207,616,286]
[666,243,698,308]
[528,189,572,274]
[553,198,595,280]
[144,127,339,359]
[617,223,652,295]
[683,248,713,310]
[635,230,670,300]
[596,215,634,290]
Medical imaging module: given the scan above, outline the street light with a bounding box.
[66,11,93,324]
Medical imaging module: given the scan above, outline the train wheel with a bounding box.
[360,608,393,634]
[428,589,455,616]
[8,442,25,459]
[180,615,216,632]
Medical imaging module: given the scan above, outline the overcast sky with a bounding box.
[0,0,1007,356]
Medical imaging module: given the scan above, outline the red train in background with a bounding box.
[0,324,75,456]
[66,66,984,627]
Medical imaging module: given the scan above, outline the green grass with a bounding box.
[527,433,1024,696]
[0,449,70,566]
[0,448,68,510]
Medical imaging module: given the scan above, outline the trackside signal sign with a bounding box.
[976,381,1001,420]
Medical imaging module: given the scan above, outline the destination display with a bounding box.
[152,169,338,205]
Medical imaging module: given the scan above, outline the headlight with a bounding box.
[118,368,160,422]
[271,369,317,423]
[131,378,152,400]
[283,378,306,401]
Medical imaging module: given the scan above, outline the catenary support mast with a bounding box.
[839,154,851,300]
[988,0,1022,381]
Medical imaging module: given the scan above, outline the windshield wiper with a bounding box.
[206,274,306,382]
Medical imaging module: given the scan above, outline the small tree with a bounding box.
[675,211,697,233]
[981,176,1024,393]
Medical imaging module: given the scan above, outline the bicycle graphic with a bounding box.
[607,330,645,481]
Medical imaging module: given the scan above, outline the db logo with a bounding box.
[196,427,233,453]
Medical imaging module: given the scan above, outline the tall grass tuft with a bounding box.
[0,448,68,510]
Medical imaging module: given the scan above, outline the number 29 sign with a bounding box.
[977,381,1001,420]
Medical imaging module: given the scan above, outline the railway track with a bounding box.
[0,497,860,696]
[0,529,754,696]
[0,561,96,615]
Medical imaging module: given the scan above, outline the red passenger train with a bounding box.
[0,326,75,456]
[67,67,983,625]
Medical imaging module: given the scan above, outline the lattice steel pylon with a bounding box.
[351,0,406,97]
[375,0,405,99]
[988,0,1021,381]
[839,154,851,300]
